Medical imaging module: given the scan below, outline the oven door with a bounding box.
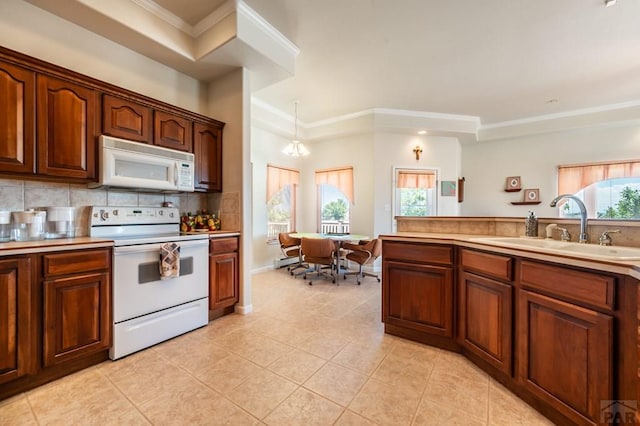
[112,238,208,323]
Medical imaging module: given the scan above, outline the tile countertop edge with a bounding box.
[182,231,241,238]
[0,237,114,256]
[208,231,240,238]
[379,232,640,281]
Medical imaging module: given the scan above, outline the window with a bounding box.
[315,167,353,234]
[266,165,299,241]
[395,169,437,217]
[557,160,640,219]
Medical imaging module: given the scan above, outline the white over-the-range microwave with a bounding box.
[88,135,195,192]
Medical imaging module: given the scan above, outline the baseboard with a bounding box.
[235,304,253,315]
[273,256,298,269]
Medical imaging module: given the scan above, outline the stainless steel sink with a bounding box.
[470,237,640,260]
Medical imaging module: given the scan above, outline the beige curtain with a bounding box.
[267,164,299,201]
[558,160,640,195]
[315,166,354,203]
[397,171,436,188]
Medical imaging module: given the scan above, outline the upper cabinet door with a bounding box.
[154,111,192,152]
[102,95,152,143]
[0,62,35,174]
[36,75,98,180]
[194,122,222,192]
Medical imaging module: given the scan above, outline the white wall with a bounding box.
[250,126,305,270]
[250,125,463,270]
[461,124,640,217]
[299,134,375,236]
[373,133,462,236]
[250,128,375,271]
[0,1,207,113]
[208,69,252,311]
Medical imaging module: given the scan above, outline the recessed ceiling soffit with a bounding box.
[24,0,298,83]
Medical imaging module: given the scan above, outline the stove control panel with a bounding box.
[89,206,179,226]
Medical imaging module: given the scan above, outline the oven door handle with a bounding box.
[114,239,208,254]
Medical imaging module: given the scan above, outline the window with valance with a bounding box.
[395,168,438,217]
[266,164,299,240]
[557,160,640,219]
[315,167,353,233]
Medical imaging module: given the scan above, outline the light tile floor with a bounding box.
[0,269,554,425]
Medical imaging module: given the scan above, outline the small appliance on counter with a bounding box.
[0,211,10,242]
[11,209,46,241]
[37,206,76,239]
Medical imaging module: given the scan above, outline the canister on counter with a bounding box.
[0,211,10,242]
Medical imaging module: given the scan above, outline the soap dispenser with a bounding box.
[525,211,538,237]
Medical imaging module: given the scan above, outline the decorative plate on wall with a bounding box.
[505,176,521,192]
[524,188,540,202]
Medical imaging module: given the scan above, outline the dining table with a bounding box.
[290,232,369,284]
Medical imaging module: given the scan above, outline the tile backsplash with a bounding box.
[0,178,235,236]
[396,216,640,247]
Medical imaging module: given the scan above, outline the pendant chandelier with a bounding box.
[282,101,309,157]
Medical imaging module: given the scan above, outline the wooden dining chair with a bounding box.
[342,238,382,285]
[300,237,336,285]
[278,232,307,275]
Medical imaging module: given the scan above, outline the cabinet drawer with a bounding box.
[382,241,452,265]
[42,249,110,277]
[519,260,615,310]
[460,249,512,281]
[210,237,238,254]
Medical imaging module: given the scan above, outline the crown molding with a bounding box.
[251,100,477,142]
[252,98,640,145]
[131,0,240,39]
[478,101,640,141]
[193,0,237,37]
[131,0,193,35]
[237,1,300,56]
[482,100,640,130]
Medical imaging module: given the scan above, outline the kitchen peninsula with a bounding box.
[380,216,640,425]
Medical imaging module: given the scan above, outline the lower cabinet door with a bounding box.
[43,272,111,367]
[459,271,512,374]
[383,260,453,337]
[209,252,239,311]
[517,289,613,424]
[0,257,33,384]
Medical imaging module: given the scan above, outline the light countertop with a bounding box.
[379,232,640,280]
[0,237,114,256]
[0,231,241,256]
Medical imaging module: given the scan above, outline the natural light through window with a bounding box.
[557,160,640,219]
[315,167,353,234]
[319,184,350,234]
[395,169,437,217]
[266,165,298,241]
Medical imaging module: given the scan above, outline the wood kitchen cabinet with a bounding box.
[41,249,111,367]
[209,237,239,320]
[102,94,153,143]
[518,289,613,424]
[0,61,35,175]
[0,256,34,385]
[380,237,638,425]
[154,110,193,152]
[517,259,616,424]
[0,47,225,190]
[458,249,513,375]
[382,241,455,349]
[36,75,98,180]
[194,121,223,192]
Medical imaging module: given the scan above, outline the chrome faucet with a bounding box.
[550,194,589,243]
[599,230,620,246]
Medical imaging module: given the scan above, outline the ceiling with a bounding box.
[24,0,640,127]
